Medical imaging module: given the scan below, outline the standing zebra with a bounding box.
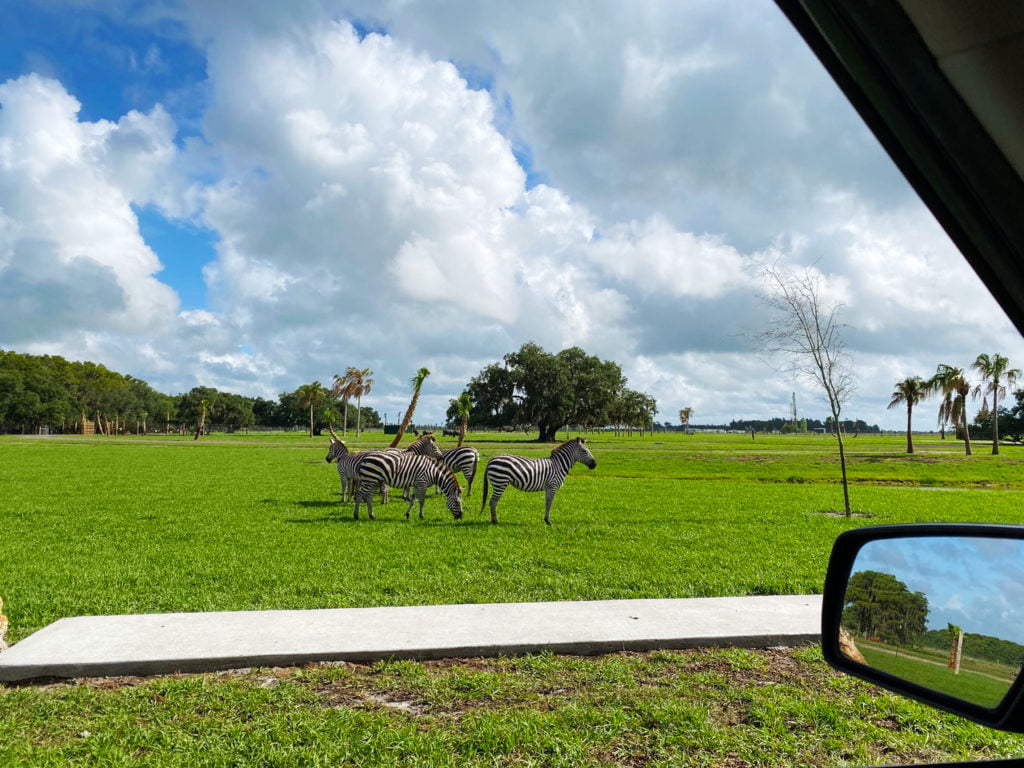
[439,445,480,495]
[326,430,439,503]
[354,451,463,521]
[323,438,376,505]
[481,436,596,525]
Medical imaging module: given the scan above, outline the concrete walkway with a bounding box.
[0,595,821,682]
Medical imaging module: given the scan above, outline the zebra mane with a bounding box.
[550,436,585,456]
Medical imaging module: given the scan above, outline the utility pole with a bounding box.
[791,392,798,431]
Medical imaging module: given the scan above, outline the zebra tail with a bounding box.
[480,472,489,514]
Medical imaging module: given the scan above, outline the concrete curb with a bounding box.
[0,595,821,682]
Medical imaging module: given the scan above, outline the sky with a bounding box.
[855,533,1024,645]
[2,0,1023,428]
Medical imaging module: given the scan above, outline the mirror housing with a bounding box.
[823,523,1024,732]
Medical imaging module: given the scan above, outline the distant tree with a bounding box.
[464,343,631,441]
[194,398,211,441]
[679,407,694,432]
[972,354,1020,454]
[887,376,928,454]
[755,260,855,516]
[928,364,973,456]
[390,367,430,447]
[453,392,473,446]
[334,367,374,436]
[296,381,325,438]
[843,570,929,647]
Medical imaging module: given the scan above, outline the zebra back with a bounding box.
[404,433,442,459]
[440,445,480,493]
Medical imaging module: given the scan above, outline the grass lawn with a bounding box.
[859,643,1014,709]
[3,430,1024,765]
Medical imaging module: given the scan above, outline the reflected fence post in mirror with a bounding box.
[824,524,1024,730]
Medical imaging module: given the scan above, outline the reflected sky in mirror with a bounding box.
[855,536,1024,643]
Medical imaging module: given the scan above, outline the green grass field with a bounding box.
[859,643,1014,709]
[3,430,1023,642]
[3,430,1024,765]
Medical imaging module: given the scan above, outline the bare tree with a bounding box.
[755,260,855,516]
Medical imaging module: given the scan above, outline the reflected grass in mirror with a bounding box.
[840,536,1024,710]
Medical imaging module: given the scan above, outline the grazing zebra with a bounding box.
[326,430,438,503]
[481,436,596,525]
[439,445,480,496]
[354,451,463,521]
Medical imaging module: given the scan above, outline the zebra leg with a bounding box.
[544,488,557,525]
[417,483,428,519]
[356,484,376,520]
[488,482,506,525]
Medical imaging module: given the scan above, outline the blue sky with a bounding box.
[855,534,1024,643]
[2,0,1022,426]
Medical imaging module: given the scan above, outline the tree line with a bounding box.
[889,353,1021,455]
[0,350,379,436]
[919,627,1024,669]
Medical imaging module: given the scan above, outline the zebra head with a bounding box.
[572,436,597,469]
[436,463,464,519]
[325,439,348,463]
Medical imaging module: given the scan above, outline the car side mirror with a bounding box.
[822,524,1024,732]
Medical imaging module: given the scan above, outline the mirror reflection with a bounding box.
[840,536,1024,709]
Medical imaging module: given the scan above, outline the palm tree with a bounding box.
[330,368,374,436]
[389,367,430,448]
[346,367,373,436]
[331,370,354,435]
[928,364,973,456]
[454,392,473,446]
[678,407,693,433]
[971,353,1020,454]
[297,381,324,438]
[194,398,210,441]
[887,376,927,454]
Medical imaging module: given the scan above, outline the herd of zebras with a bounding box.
[324,428,597,524]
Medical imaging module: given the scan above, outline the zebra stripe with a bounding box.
[325,439,387,504]
[400,433,442,459]
[439,445,480,496]
[354,451,463,521]
[481,436,596,525]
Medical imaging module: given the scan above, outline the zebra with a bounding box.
[480,436,596,525]
[389,433,442,500]
[325,429,439,503]
[353,451,463,521]
[439,445,480,496]
[325,436,358,501]
[325,435,387,504]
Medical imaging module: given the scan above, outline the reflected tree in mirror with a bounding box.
[840,536,1024,709]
